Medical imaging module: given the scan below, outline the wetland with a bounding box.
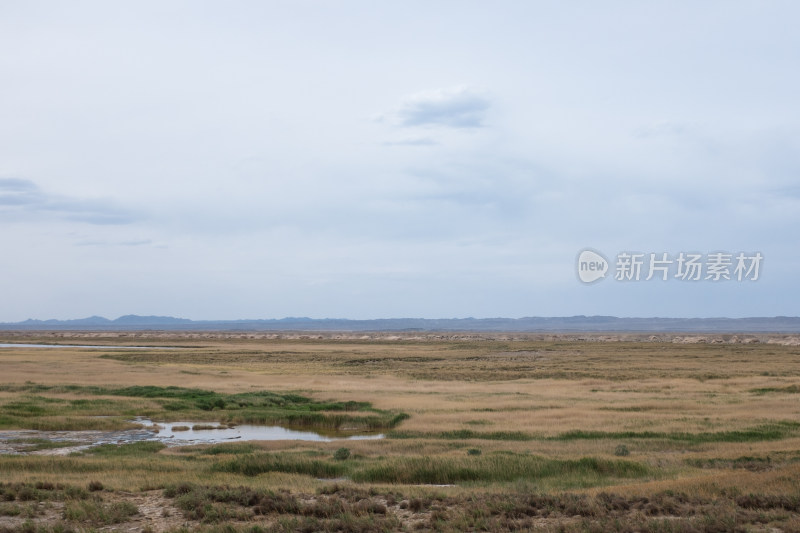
[1,331,800,531]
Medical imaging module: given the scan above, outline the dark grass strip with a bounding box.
[212,454,348,478]
[0,384,409,431]
[552,422,799,444]
[350,455,650,484]
[389,422,799,444]
[388,430,535,441]
[750,385,800,395]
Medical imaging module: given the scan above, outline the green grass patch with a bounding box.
[212,451,649,488]
[551,422,799,444]
[7,438,83,452]
[1,416,138,432]
[388,429,534,441]
[391,422,798,444]
[598,406,653,412]
[192,424,220,430]
[750,385,800,395]
[63,499,139,524]
[441,429,533,441]
[350,454,650,486]
[0,457,113,474]
[686,455,774,471]
[0,502,22,516]
[0,384,408,432]
[83,441,167,456]
[200,443,260,455]
[0,390,151,431]
[0,482,90,502]
[213,453,348,478]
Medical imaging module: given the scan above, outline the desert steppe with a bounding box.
[2,331,800,532]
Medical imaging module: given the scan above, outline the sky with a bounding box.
[1,1,799,322]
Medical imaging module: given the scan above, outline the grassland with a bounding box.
[1,332,800,531]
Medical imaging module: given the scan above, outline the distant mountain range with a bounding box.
[1,315,800,333]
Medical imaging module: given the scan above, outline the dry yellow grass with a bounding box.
[2,332,800,497]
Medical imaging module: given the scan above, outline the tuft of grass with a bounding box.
[333,448,350,461]
[614,444,630,456]
[464,419,492,426]
[84,441,166,456]
[63,499,139,524]
[0,502,22,516]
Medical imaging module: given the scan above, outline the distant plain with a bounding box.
[2,331,800,532]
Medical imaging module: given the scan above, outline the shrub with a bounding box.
[333,448,351,461]
[64,500,138,524]
[614,444,630,457]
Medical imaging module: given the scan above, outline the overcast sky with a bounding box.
[1,1,798,321]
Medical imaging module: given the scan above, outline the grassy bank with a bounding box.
[212,450,651,487]
[0,384,408,432]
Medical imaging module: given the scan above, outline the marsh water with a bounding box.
[0,419,384,455]
[136,418,384,445]
[0,344,384,452]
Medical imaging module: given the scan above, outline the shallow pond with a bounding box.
[0,419,383,455]
[136,418,384,445]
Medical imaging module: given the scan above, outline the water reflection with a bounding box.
[136,418,383,445]
[0,419,383,454]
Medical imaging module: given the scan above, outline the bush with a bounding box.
[64,500,138,524]
[333,448,351,461]
[614,444,630,457]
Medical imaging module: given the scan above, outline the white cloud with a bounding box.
[393,86,490,128]
[0,178,141,225]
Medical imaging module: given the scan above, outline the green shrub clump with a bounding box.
[333,448,351,461]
